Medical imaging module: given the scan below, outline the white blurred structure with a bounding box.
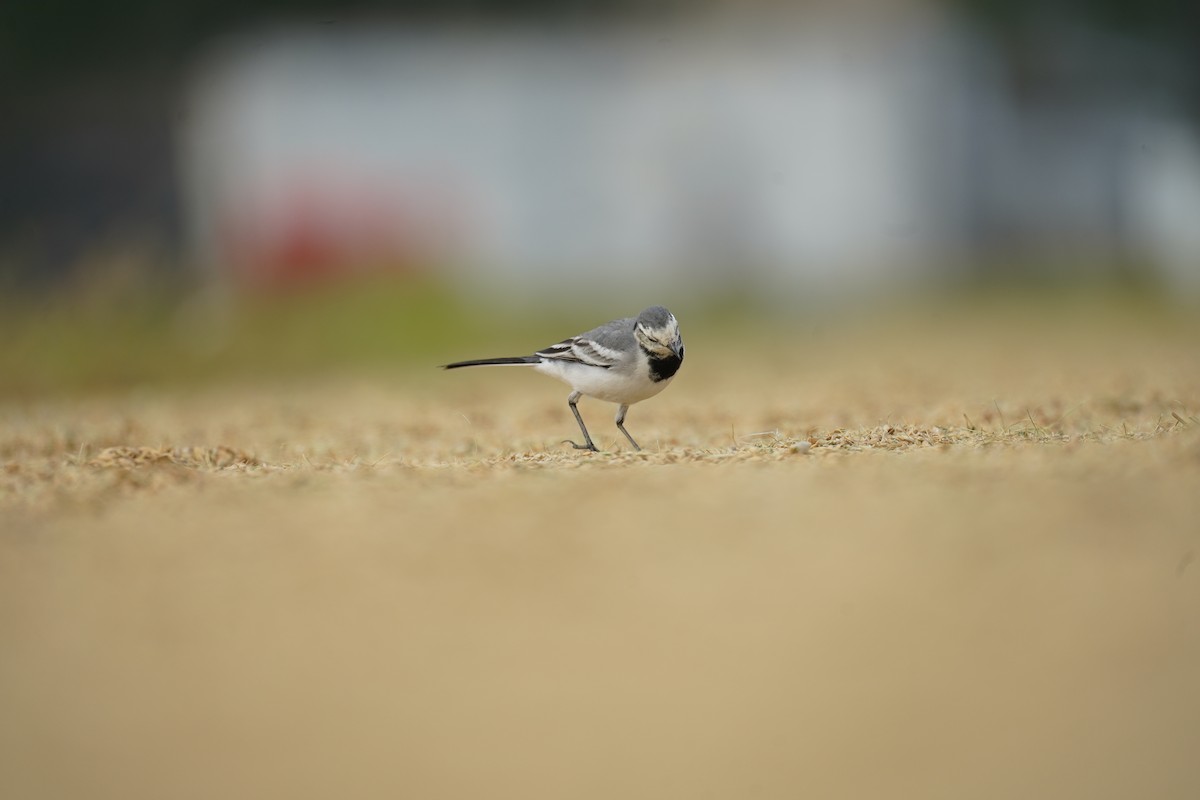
[179,12,1200,296]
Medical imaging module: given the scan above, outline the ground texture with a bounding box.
[2,301,1199,799]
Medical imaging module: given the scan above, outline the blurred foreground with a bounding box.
[2,294,1198,799]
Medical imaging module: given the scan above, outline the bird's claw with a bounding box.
[564,439,599,452]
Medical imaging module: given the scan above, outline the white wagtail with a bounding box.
[443,306,684,452]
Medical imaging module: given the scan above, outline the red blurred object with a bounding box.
[219,171,461,289]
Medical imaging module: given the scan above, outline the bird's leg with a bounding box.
[565,391,598,452]
[615,404,641,451]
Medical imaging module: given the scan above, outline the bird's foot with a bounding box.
[563,439,599,452]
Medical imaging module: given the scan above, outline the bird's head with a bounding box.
[634,306,684,361]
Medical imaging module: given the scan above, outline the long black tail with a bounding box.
[442,356,539,369]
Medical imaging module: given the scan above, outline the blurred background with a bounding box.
[2,0,1198,392]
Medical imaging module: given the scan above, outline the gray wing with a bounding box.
[534,316,636,369]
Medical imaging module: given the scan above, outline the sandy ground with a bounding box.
[2,305,1199,799]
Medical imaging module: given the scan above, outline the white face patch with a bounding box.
[636,321,680,358]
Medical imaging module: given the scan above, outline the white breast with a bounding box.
[534,357,671,405]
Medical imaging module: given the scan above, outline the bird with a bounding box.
[443,305,684,452]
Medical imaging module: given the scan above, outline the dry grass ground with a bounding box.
[2,297,1199,799]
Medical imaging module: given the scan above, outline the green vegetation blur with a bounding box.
[0,264,754,395]
[1,274,478,396]
[0,259,1181,398]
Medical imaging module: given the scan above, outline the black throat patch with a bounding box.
[644,349,682,382]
